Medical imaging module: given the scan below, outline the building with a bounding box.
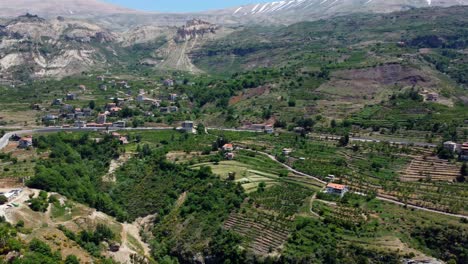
[66,93,77,100]
[97,113,107,124]
[74,121,86,128]
[169,93,178,101]
[99,84,107,91]
[222,144,234,152]
[42,114,58,122]
[136,94,145,103]
[443,141,460,153]
[18,136,33,149]
[181,121,195,133]
[110,107,122,116]
[325,183,349,197]
[106,103,117,110]
[426,93,439,102]
[265,125,274,134]
[97,75,105,82]
[282,148,293,155]
[325,175,336,182]
[52,98,62,105]
[225,152,235,160]
[61,104,74,113]
[460,143,468,161]
[83,108,93,116]
[113,121,126,128]
[163,79,174,87]
[161,106,178,113]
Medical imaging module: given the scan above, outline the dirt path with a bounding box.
[103,154,131,183]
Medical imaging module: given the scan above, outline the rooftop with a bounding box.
[326,183,347,190]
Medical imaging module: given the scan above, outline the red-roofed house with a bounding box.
[325,183,349,197]
[222,144,234,151]
[18,136,33,149]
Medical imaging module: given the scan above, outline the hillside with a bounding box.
[0,188,150,263]
[215,0,468,24]
[0,14,118,80]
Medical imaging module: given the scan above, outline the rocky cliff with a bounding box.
[0,14,116,80]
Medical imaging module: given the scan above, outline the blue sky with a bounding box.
[105,0,272,12]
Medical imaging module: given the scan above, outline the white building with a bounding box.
[325,183,349,198]
[181,121,195,133]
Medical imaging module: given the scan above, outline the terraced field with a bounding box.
[224,212,291,255]
[400,155,461,182]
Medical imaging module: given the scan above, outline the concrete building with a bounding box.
[426,93,439,102]
[52,98,62,105]
[325,183,349,198]
[74,121,86,128]
[222,144,234,152]
[113,121,126,128]
[18,137,33,149]
[443,141,460,153]
[460,143,468,161]
[97,113,107,124]
[169,93,178,101]
[66,93,77,100]
[181,121,195,133]
[225,152,235,160]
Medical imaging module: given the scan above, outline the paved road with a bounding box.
[247,148,468,219]
[314,135,437,148]
[1,126,465,219]
[0,126,263,151]
[376,196,468,219]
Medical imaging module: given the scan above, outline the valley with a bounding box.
[0,1,467,263]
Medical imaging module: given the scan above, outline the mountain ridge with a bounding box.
[0,0,144,18]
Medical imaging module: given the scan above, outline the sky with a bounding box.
[105,0,272,12]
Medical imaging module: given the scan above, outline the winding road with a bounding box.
[1,126,466,219]
[241,149,468,220]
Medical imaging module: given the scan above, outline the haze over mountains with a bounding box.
[0,0,467,25]
[0,0,142,18]
[221,0,468,23]
[0,0,467,80]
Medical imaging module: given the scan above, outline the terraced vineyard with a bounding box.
[400,155,461,182]
[224,211,291,255]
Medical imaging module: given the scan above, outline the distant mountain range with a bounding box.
[0,0,142,18]
[0,0,467,81]
[0,0,467,26]
[215,0,468,23]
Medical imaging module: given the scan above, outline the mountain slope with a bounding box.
[210,0,468,24]
[0,14,117,80]
[0,0,142,18]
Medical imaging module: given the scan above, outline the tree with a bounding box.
[88,100,96,110]
[65,255,80,264]
[458,163,468,182]
[196,123,206,134]
[258,182,266,192]
[0,194,7,205]
[338,134,350,147]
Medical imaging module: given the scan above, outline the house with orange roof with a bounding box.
[325,183,349,197]
[18,136,33,149]
[222,143,234,152]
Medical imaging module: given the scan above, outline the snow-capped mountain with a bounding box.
[215,0,468,24]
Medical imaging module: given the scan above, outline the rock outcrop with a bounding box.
[175,19,218,42]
